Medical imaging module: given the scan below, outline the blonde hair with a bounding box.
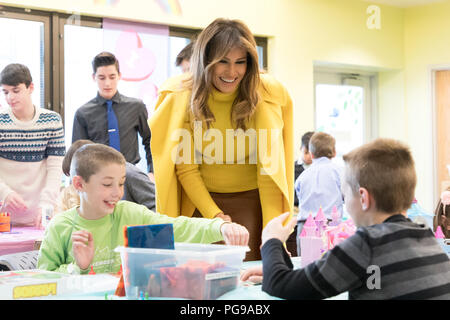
[60,184,80,212]
[186,18,261,130]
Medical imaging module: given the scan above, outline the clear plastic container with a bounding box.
[438,239,450,255]
[406,200,434,229]
[115,243,249,300]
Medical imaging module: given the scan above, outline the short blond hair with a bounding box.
[343,138,416,214]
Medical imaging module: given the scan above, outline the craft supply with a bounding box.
[89,266,96,275]
[126,224,174,249]
[0,212,11,233]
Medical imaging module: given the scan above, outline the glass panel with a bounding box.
[257,45,264,70]
[65,20,171,174]
[169,36,190,77]
[0,17,44,109]
[64,24,103,154]
[102,19,169,116]
[102,19,169,173]
[315,84,364,165]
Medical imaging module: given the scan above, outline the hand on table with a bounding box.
[261,212,297,247]
[240,266,263,284]
[220,222,249,246]
[4,192,28,213]
[71,230,95,270]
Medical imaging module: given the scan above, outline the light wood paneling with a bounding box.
[435,70,450,193]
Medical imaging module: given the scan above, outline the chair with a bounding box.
[0,250,39,271]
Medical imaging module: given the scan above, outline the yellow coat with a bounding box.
[149,73,294,227]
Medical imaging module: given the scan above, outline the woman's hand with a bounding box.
[221,222,249,246]
[215,212,232,222]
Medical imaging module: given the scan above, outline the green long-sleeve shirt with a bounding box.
[37,201,225,274]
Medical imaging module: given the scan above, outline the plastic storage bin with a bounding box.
[439,239,450,255]
[115,243,248,300]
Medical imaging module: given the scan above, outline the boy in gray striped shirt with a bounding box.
[245,138,450,299]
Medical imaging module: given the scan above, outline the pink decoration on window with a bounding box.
[115,30,156,82]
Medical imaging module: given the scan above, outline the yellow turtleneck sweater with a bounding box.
[150,73,293,227]
[175,88,282,219]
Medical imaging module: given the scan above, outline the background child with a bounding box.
[38,144,248,274]
[175,41,194,73]
[286,131,314,256]
[294,131,343,255]
[59,139,156,212]
[244,138,450,299]
[0,63,65,227]
[293,131,314,208]
[434,187,450,238]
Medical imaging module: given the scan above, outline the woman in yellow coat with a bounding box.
[149,18,294,260]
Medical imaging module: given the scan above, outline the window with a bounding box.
[0,5,269,173]
[60,18,103,156]
[0,8,50,109]
[0,5,268,115]
[314,69,378,165]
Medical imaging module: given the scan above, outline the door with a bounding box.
[435,70,450,195]
[314,70,377,165]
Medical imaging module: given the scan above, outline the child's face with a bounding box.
[93,65,120,100]
[1,83,34,114]
[180,59,190,73]
[77,163,126,219]
[301,146,312,165]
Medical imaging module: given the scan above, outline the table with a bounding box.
[0,256,347,300]
[0,227,44,255]
[50,256,347,300]
[219,257,347,300]
[0,270,121,300]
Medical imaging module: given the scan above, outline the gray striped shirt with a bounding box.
[262,214,450,299]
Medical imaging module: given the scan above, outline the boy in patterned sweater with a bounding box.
[0,63,65,227]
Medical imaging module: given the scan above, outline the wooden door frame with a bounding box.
[430,64,450,206]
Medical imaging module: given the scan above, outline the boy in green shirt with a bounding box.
[38,144,249,274]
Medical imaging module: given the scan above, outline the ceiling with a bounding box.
[362,0,447,8]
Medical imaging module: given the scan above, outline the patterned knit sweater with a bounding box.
[0,106,65,226]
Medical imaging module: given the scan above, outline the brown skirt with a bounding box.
[192,189,262,261]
